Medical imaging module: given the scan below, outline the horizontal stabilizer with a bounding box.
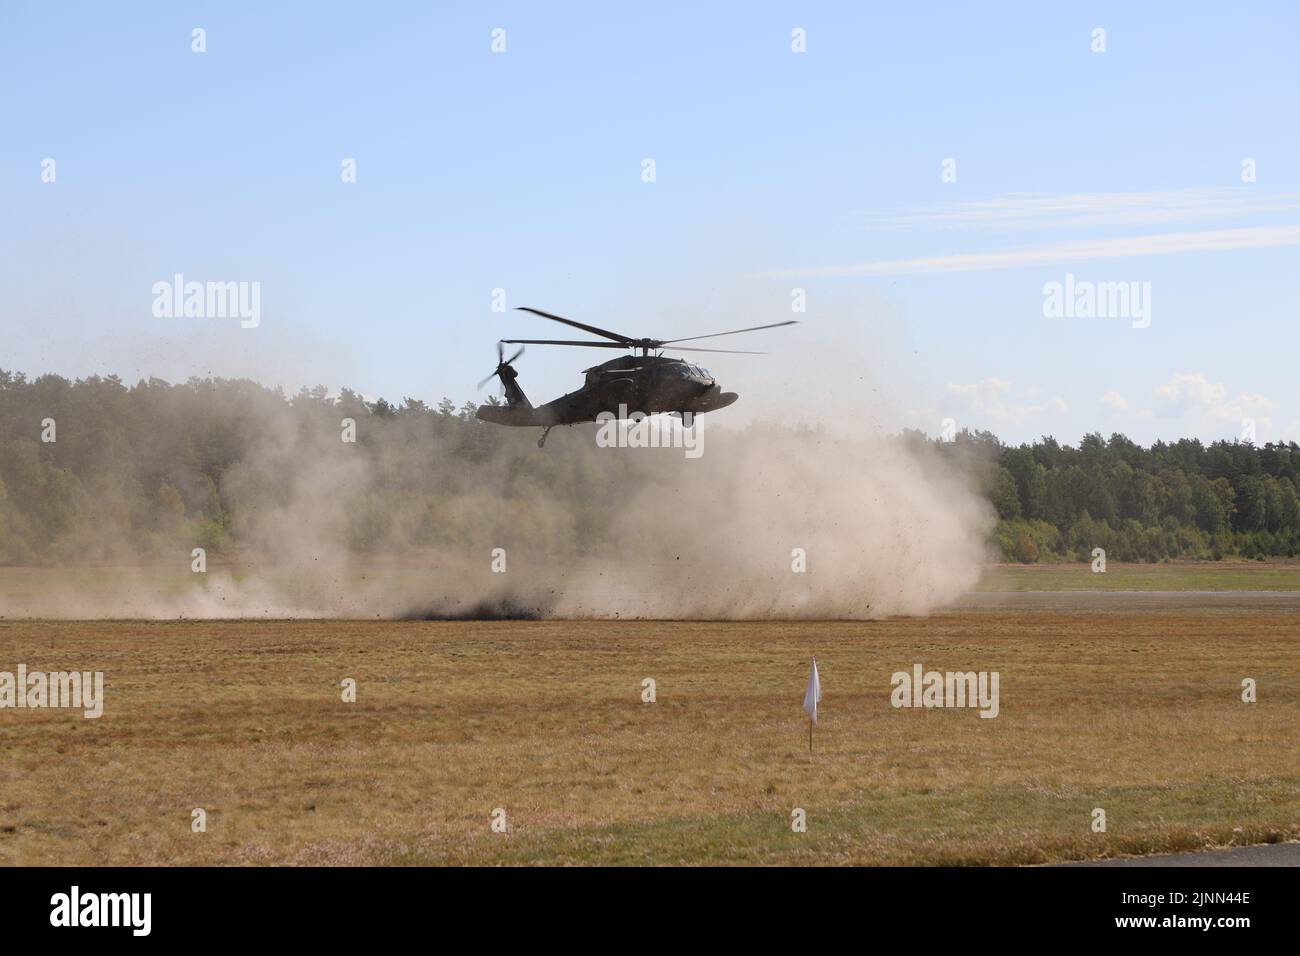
[476,404,546,426]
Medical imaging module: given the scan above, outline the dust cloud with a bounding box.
[544,424,992,618]
[3,415,993,621]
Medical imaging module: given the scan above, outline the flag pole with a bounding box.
[804,656,820,754]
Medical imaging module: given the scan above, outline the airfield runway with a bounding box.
[958,589,1300,612]
[1066,842,1300,867]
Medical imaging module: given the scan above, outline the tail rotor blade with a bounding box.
[479,341,525,390]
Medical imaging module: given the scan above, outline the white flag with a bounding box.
[803,658,821,724]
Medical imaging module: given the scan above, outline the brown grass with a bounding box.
[1,604,1298,865]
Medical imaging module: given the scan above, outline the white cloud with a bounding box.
[1151,372,1277,431]
[1100,390,1128,413]
[945,378,1066,425]
[1153,372,1226,411]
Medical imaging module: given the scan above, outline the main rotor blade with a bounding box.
[501,338,628,348]
[658,319,798,345]
[476,370,499,389]
[515,307,633,344]
[661,346,766,354]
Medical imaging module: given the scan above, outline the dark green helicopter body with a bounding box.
[475,307,796,446]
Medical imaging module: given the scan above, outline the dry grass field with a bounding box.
[2,589,1298,865]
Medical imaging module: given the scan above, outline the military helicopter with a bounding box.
[476,307,797,447]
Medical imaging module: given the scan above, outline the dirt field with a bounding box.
[2,590,1298,865]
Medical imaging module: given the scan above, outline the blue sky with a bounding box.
[2,1,1298,444]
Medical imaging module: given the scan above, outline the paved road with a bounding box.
[959,590,1300,612]
[1065,843,1300,867]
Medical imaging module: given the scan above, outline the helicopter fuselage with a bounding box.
[475,354,737,428]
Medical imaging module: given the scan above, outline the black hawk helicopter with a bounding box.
[476,307,797,447]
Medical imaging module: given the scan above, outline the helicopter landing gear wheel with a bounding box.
[538,426,553,448]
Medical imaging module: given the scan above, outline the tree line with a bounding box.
[0,370,670,566]
[907,427,1300,562]
[1,369,1297,565]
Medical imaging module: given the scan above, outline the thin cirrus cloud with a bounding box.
[766,224,1300,278]
[867,187,1300,232]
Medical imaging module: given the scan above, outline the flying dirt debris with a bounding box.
[476,307,797,446]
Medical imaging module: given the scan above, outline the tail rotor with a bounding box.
[478,341,526,393]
